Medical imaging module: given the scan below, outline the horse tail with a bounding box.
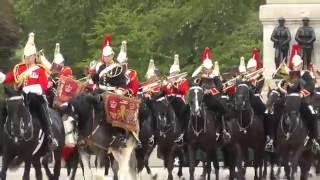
[8,156,24,170]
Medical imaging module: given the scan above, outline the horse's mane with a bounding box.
[285,94,301,112]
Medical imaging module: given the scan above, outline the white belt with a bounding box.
[22,84,43,95]
[99,85,116,91]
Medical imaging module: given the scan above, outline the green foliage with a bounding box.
[14,0,263,80]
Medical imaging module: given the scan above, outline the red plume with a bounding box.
[288,43,301,70]
[201,47,213,63]
[251,48,262,69]
[101,34,112,49]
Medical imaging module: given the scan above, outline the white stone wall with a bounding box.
[260,3,320,78]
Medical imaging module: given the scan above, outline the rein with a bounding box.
[82,106,109,152]
[280,111,300,140]
[237,107,254,134]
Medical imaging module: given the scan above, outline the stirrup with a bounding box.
[311,139,320,154]
[265,140,274,152]
[222,130,231,143]
[174,133,184,146]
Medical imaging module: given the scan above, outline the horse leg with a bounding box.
[205,159,212,180]
[283,158,291,180]
[52,150,62,180]
[188,145,196,180]
[94,152,106,180]
[79,150,93,180]
[166,148,175,180]
[104,156,111,175]
[69,152,79,180]
[32,158,43,180]
[22,158,32,180]
[0,153,14,180]
[212,154,219,180]
[42,153,53,179]
[112,160,119,180]
[177,151,183,178]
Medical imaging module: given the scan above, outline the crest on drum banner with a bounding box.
[104,92,140,132]
[54,76,83,106]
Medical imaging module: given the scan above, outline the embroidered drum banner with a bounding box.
[54,76,83,106]
[104,92,140,132]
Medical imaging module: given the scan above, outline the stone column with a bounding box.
[260,0,320,79]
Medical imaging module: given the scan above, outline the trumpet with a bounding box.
[140,80,162,93]
[166,72,188,85]
[222,68,264,91]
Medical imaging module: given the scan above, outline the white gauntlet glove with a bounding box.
[0,72,6,84]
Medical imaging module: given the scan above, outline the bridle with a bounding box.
[189,86,207,136]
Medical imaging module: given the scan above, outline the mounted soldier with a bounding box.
[192,47,230,141]
[44,43,73,107]
[0,32,58,151]
[163,54,189,140]
[91,34,139,148]
[279,43,320,151]
[139,59,162,99]
[241,48,271,151]
[116,40,139,97]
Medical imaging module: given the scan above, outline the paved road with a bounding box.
[3,167,320,179]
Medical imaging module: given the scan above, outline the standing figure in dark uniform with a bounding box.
[271,17,291,69]
[295,17,316,70]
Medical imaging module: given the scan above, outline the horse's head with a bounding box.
[266,89,283,114]
[234,83,251,111]
[189,86,204,117]
[284,93,301,121]
[59,94,102,144]
[4,87,31,139]
[151,96,175,136]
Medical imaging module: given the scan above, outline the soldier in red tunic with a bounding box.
[117,41,139,97]
[163,54,189,142]
[163,54,189,102]
[139,59,162,99]
[0,32,58,150]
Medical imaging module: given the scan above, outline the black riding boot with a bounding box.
[302,104,320,153]
[220,114,231,143]
[264,114,275,152]
[39,97,59,151]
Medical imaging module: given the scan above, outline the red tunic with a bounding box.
[126,69,139,96]
[3,64,48,92]
[163,79,189,100]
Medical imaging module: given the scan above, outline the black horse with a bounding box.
[135,97,157,179]
[187,85,221,180]
[0,88,64,180]
[231,82,265,180]
[149,96,184,180]
[60,94,137,180]
[275,93,311,180]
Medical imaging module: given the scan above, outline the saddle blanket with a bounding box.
[104,92,140,132]
[54,76,83,106]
